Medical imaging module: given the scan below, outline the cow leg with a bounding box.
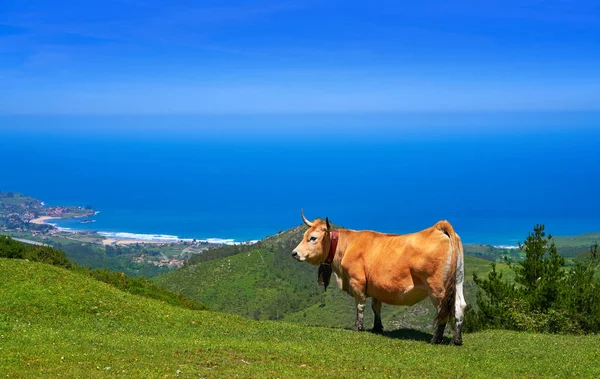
[431,323,446,344]
[354,299,366,331]
[371,298,383,333]
[350,278,367,331]
[428,294,446,344]
[453,280,467,346]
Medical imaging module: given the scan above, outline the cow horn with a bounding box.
[301,209,314,227]
[326,217,332,231]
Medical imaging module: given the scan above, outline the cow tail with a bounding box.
[435,226,462,325]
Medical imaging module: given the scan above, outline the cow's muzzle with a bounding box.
[291,251,305,261]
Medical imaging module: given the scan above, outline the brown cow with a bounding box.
[292,211,467,345]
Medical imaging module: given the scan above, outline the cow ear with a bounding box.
[325,217,332,231]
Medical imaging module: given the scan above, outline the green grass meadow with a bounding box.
[2,258,599,378]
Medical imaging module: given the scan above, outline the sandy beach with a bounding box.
[29,216,57,225]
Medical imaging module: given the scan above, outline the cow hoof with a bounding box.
[371,327,383,334]
[453,338,463,346]
[354,326,364,332]
[430,336,444,345]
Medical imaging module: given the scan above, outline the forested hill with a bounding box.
[153,224,511,330]
[155,225,322,321]
[186,225,307,265]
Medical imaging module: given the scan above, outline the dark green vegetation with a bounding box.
[157,227,321,321]
[155,226,514,332]
[0,236,205,311]
[55,239,175,278]
[0,234,72,268]
[469,225,600,334]
[553,232,600,263]
[2,258,599,378]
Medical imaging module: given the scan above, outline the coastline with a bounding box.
[16,214,595,251]
[30,216,58,225]
[37,216,258,246]
[22,204,590,250]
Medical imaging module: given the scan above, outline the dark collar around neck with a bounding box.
[325,230,338,264]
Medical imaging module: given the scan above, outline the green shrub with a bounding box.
[557,243,600,332]
[467,225,600,334]
[0,235,71,268]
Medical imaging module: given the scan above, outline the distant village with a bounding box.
[0,191,95,233]
[133,254,186,268]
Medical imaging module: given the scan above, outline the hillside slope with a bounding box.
[2,258,599,378]
[155,225,513,331]
[0,235,205,311]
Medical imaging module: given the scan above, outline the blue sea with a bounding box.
[1,114,599,246]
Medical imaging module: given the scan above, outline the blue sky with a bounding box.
[1,0,599,115]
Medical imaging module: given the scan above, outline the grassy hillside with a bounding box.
[2,258,599,378]
[554,232,600,248]
[161,226,322,321]
[154,234,323,321]
[155,225,514,331]
[0,191,40,206]
[0,235,205,311]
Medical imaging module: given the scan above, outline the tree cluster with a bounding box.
[467,224,600,334]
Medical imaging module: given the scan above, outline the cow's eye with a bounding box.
[309,236,317,242]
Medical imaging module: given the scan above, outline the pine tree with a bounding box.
[512,224,564,312]
[468,224,600,334]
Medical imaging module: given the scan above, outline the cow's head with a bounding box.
[292,210,332,265]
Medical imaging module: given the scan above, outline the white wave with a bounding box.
[96,231,255,245]
[196,238,258,245]
[493,245,520,249]
[98,232,182,242]
[48,223,77,234]
[57,227,78,232]
[199,238,235,244]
